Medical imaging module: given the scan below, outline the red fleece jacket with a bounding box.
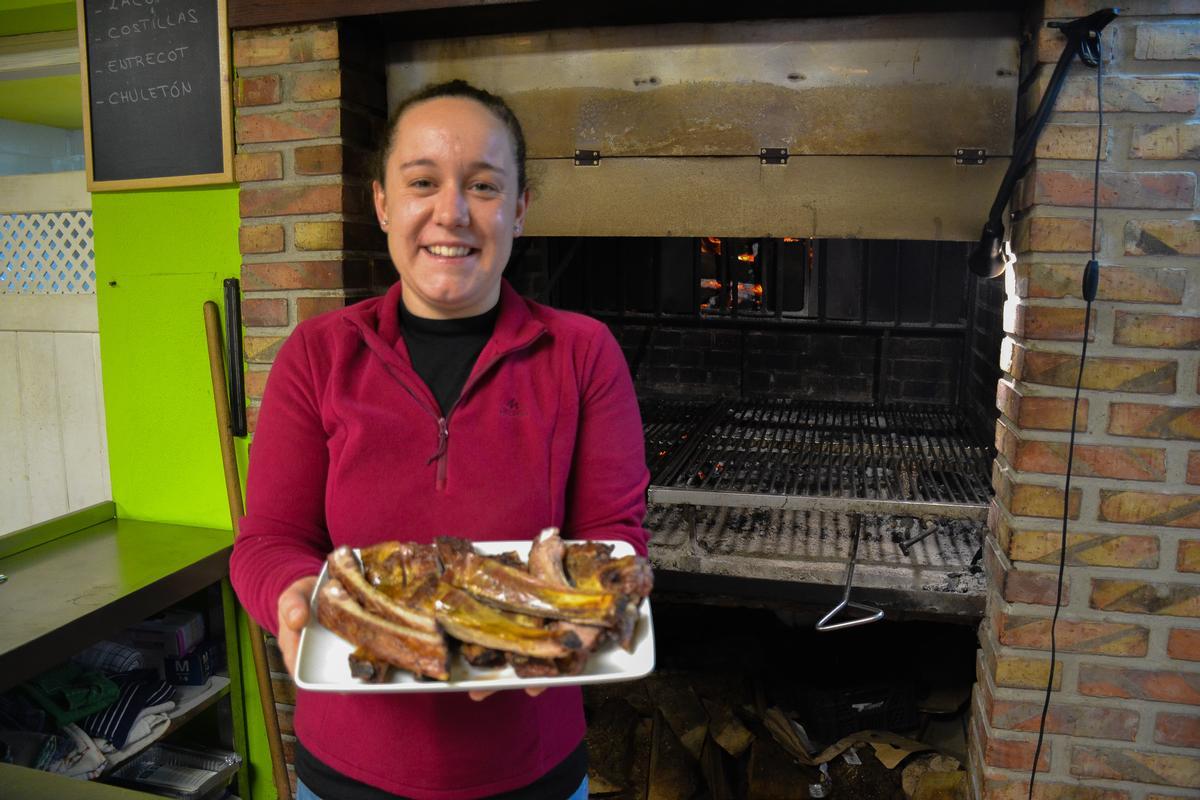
[229,279,649,799]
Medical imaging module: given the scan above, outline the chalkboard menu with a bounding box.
[76,0,233,190]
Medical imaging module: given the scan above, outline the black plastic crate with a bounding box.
[798,680,918,743]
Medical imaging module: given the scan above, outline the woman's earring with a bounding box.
[381,217,388,228]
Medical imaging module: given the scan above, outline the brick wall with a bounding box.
[232,20,390,436]
[973,2,1200,798]
[231,20,389,794]
[607,324,964,404]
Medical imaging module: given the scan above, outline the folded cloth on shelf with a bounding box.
[168,678,217,719]
[98,714,170,765]
[73,641,145,676]
[47,724,108,780]
[80,669,174,750]
[95,700,175,753]
[123,709,171,749]
[20,663,119,728]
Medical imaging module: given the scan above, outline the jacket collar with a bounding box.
[350,279,547,362]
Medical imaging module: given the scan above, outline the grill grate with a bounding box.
[645,504,983,569]
[639,398,718,477]
[644,503,987,611]
[646,398,992,520]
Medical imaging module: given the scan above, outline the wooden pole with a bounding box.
[204,300,292,799]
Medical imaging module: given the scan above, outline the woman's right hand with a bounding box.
[276,575,318,677]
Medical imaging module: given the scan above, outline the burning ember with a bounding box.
[698,238,764,312]
[699,280,764,312]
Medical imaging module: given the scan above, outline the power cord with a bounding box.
[1026,30,1105,800]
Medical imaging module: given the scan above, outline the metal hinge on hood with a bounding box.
[760,147,788,165]
[955,148,987,165]
[574,149,600,166]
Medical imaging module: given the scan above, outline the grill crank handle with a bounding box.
[816,599,885,633]
[816,515,884,632]
[898,521,939,556]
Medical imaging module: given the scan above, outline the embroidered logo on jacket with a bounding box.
[501,398,525,417]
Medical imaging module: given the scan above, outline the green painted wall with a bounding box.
[94,188,274,800]
[94,187,241,527]
[0,1,80,129]
[0,73,81,128]
[0,1,76,36]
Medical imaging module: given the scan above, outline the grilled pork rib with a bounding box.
[327,546,439,633]
[563,541,653,652]
[433,585,583,658]
[360,541,439,596]
[563,542,614,591]
[527,529,572,585]
[565,542,653,598]
[456,548,544,669]
[317,579,450,680]
[439,538,625,627]
[520,528,606,677]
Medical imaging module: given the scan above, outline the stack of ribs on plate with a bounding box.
[317,529,654,682]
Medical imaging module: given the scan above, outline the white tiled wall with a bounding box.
[0,171,108,536]
[0,119,84,176]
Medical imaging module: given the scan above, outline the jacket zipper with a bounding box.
[351,315,547,493]
[430,416,449,490]
[427,329,546,492]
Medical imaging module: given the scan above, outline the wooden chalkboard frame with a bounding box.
[76,0,234,191]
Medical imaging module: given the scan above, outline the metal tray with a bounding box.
[294,540,655,693]
[105,744,241,800]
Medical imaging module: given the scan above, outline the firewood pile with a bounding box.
[584,671,792,800]
[583,672,967,800]
[581,604,973,800]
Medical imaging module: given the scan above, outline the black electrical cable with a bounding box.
[1026,34,1104,800]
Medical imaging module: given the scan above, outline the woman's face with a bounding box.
[372,96,528,319]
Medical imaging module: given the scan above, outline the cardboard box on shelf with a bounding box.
[126,610,206,659]
[165,641,225,686]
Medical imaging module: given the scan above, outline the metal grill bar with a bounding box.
[639,398,718,478]
[646,398,992,521]
[644,502,988,615]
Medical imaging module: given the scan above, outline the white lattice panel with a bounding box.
[0,212,95,294]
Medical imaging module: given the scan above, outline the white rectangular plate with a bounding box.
[294,540,655,693]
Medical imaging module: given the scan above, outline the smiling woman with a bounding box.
[230,79,650,800]
[372,88,528,320]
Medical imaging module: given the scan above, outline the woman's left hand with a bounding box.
[468,687,546,701]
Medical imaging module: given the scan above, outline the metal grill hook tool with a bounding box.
[816,515,884,632]
[898,520,939,556]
